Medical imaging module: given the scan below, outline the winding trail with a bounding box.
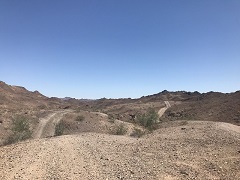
[158,101,171,117]
[33,110,71,139]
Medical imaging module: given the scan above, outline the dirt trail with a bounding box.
[33,110,71,139]
[158,101,171,117]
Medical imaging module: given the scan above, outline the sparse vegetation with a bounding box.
[108,114,115,123]
[4,116,32,145]
[137,108,159,130]
[130,127,145,138]
[54,120,65,136]
[75,115,85,122]
[109,123,127,135]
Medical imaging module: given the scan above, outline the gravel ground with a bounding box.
[0,121,239,180]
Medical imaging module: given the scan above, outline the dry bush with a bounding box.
[4,116,32,145]
[109,123,127,135]
[75,115,85,122]
[54,120,66,136]
[137,108,159,130]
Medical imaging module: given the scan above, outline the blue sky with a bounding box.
[0,0,240,99]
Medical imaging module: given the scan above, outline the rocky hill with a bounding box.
[0,81,68,110]
[76,90,240,126]
[161,91,240,126]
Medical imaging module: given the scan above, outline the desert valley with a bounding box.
[0,81,239,179]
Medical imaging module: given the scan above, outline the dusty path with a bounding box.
[0,121,239,179]
[158,101,171,117]
[33,110,71,139]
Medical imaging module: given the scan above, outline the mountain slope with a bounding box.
[162,91,240,125]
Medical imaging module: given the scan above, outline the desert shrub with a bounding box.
[4,116,32,145]
[75,115,85,122]
[110,123,127,135]
[137,108,159,130]
[130,128,145,138]
[54,120,65,136]
[108,114,115,123]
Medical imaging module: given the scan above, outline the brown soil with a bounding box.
[0,121,239,179]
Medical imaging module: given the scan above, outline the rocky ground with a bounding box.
[0,121,239,180]
[1,81,240,179]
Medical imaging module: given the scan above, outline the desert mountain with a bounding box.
[80,90,240,126]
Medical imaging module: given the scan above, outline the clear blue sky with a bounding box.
[0,0,240,99]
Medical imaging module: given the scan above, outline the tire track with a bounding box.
[158,101,171,117]
[33,110,71,139]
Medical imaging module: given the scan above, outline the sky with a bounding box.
[0,0,240,99]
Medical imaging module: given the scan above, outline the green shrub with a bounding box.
[75,115,85,122]
[4,116,32,145]
[130,128,145,138]
[54,120,65,136]
[110,123,127,135]
[137,108,159,130]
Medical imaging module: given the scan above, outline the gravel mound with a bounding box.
[0,121,239,179]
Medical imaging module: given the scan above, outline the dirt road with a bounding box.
[158,101,171,117]
[33,110,71,139]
